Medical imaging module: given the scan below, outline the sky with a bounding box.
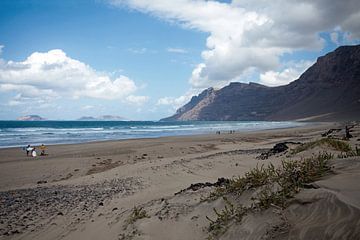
[0,0,359,120]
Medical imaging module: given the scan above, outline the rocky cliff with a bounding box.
[162,45,360,121]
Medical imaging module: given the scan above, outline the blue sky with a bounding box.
[0,0,359,120]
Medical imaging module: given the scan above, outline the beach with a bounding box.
[1,122,360,240]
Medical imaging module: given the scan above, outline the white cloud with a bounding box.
[7,100,22,106]
[127,47,148,54]
[111,0,360,90]
[167,48,188,54]
[125,95,149,105]
[157,96,189,110]
[127,47,157,54]
[259,60,314,86]
[82,105,95,110]
[0,48,147,105]
[157,88,200,110]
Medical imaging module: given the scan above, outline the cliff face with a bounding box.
[166,88,217,121]
[162,45,360,121]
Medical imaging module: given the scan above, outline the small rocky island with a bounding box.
[16,115,46,121]
[77,115,126,121]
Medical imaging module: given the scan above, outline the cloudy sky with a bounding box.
[0,0,359,120]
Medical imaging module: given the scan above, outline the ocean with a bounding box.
[0,121,305,148]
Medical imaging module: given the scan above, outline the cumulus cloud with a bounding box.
[0,48,148,105]
[259,60,314,86]
[157,88,200,110]
[157,96,188,108]
[111,0,360,90]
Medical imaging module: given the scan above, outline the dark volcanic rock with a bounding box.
[174,177,230,195]
[257,142,290,160]
[162,45,360,121]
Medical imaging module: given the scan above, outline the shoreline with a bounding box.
[0,120,309,149]
[0,120,320,150]
[0,122,332,191]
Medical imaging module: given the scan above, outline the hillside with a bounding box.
[162,45,360,121]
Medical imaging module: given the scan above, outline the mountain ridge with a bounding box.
[162,45,360,121]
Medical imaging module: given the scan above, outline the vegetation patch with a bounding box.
[338,146,360,158]
[123,206,149,230]
[291,138,351,154]
[206,197,247,240]
[205,152,333,239]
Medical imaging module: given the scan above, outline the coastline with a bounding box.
[1,121,360,239]
[0,122,332,191]
[0,120,307,149]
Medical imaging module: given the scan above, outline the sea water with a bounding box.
[0,121,305,148]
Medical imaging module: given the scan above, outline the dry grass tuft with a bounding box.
[123,206,149,230]
[291,138,351,154]
[205,152,333,238]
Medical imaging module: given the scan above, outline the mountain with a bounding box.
[77,115,126,121]
[17,115,46,121]
[162,45,360,121]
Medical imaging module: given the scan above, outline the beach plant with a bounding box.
[255,186,289,210]
[206,197,247,239]
[243,163,277,188]
[291,138,351,154]
[123,206,149,230]
[279,152,332,188]
[338,146,360,158]
[205,163,278,201]
[205,152,333,239]
[118,228,141,240]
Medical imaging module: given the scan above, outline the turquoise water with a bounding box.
[0,121,305,148]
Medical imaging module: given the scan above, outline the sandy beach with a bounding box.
[1,122,360,240]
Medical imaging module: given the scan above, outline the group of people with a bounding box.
[216,130,236,135]
[25,144,47,157]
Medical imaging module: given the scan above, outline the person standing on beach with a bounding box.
[31,147,37,157]
[40,144,46,156]
[26,145,33,156]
